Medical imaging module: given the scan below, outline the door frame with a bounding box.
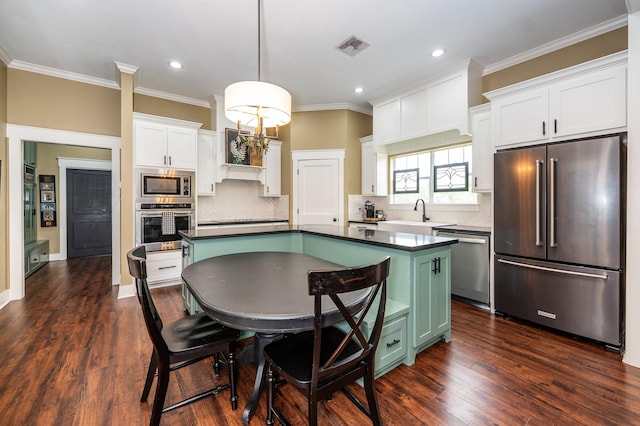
[58,157,113,260]
[291,149,345,226]
[6,125,121,301]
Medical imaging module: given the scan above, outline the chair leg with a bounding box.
[308,392,318,426]
[229,351,238,410]
[214,353,221,374]
[266,365,275,425]
[363,363,382,426]
[150,360,170,426]
[141,351,157,403]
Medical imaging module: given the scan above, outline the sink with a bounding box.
[377,220,456,235]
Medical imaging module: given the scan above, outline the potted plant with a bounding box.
[241,135,270,166]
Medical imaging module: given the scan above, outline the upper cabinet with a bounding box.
[372,60,483,146]
[361,136,388,196]
[487,52,627,149]
[262,141,282,197]
[133,113,202,171]
[469,104,493,193]
[197,130,217,196]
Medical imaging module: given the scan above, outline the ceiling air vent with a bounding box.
[336,35,370,57]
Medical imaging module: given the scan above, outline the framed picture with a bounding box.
[41,190,55,203]
[40,182,54,191]
[225,128,250,165]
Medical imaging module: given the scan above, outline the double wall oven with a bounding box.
[135,168,194,253]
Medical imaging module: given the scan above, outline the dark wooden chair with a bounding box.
[126,246,240,426]
[263,256,391,426]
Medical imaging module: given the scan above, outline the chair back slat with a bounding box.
[126,246,168,354]
[307,256,390,382]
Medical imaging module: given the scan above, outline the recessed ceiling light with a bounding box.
[354,87,364,94]
[168,61,183,69]
[431,49,445,58]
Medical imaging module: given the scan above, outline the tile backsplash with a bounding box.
[197,180,289,223]
[348,193,492,227]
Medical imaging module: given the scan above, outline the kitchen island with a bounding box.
[180,225,457,377]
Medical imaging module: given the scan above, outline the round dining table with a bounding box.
[181,251,369,425]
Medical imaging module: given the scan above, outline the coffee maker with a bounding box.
[364,200,375,218]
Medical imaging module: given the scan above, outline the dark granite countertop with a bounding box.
[180,224,457,252]
[198,219,289,227]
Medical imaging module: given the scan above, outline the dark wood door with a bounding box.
[67,169,112,258]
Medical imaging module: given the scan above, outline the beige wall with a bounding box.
[483,27,628,95]
[35,143,111,254]
[1,61,7,291]
[7,69,121,136]
[288,109,373,219]
[134,93,212,130]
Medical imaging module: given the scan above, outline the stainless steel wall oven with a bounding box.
[135,168,195,252]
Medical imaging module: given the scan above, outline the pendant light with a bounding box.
[224,0,291,138]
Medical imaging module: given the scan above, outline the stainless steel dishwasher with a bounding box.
[435,227,490,304]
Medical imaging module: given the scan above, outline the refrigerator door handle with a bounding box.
[549,157,558,248]
[535,159,544,246]
[497,259,608,280]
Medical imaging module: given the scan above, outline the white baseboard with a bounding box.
[117,284,137,299]
[0,289,10,310]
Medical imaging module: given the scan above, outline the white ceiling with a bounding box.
[0,0,630,112]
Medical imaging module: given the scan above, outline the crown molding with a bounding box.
[114,61,139,89]
[483,14,628,75]
[134,86,211,108]
[293,102,372,116]
[8,60,120,89]
[0,42,11,66]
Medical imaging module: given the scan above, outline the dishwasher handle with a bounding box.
[438,233,488,245]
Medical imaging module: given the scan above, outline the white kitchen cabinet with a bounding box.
[348,222,378,231]
[372,59,482,146]
[469,104,493,192]
[400,90,428,139]
[372,99,401,145]
[133,113,201,170]
[262,140,282,197]
[146,249,182,285]
[360,136,388,196]
[196,130,216,196]
[488,52,627,148]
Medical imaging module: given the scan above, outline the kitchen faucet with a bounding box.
[414,198,430,222]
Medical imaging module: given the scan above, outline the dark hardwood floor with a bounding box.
[2,256,639,425]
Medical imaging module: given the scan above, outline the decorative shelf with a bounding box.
[216,163,265,183]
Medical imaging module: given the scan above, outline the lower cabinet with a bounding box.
[146,250,182,285]
[335,298,409,378]
[412,251,451,350]
[24,240,49,278]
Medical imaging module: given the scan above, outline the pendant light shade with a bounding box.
[224,80,291,129]
[224,0,291,135]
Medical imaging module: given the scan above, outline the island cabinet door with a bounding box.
[412,251,451,348]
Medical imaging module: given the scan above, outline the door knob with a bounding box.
[332,218,337,222]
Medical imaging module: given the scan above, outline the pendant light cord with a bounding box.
[257,0,261,82]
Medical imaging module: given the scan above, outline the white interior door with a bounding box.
[293,150,344,226]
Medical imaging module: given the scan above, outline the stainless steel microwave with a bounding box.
[138,170,193,200]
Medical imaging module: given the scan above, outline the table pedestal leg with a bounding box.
[242,332,283,425]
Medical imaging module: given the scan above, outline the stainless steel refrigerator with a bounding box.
[494,134,626,351]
